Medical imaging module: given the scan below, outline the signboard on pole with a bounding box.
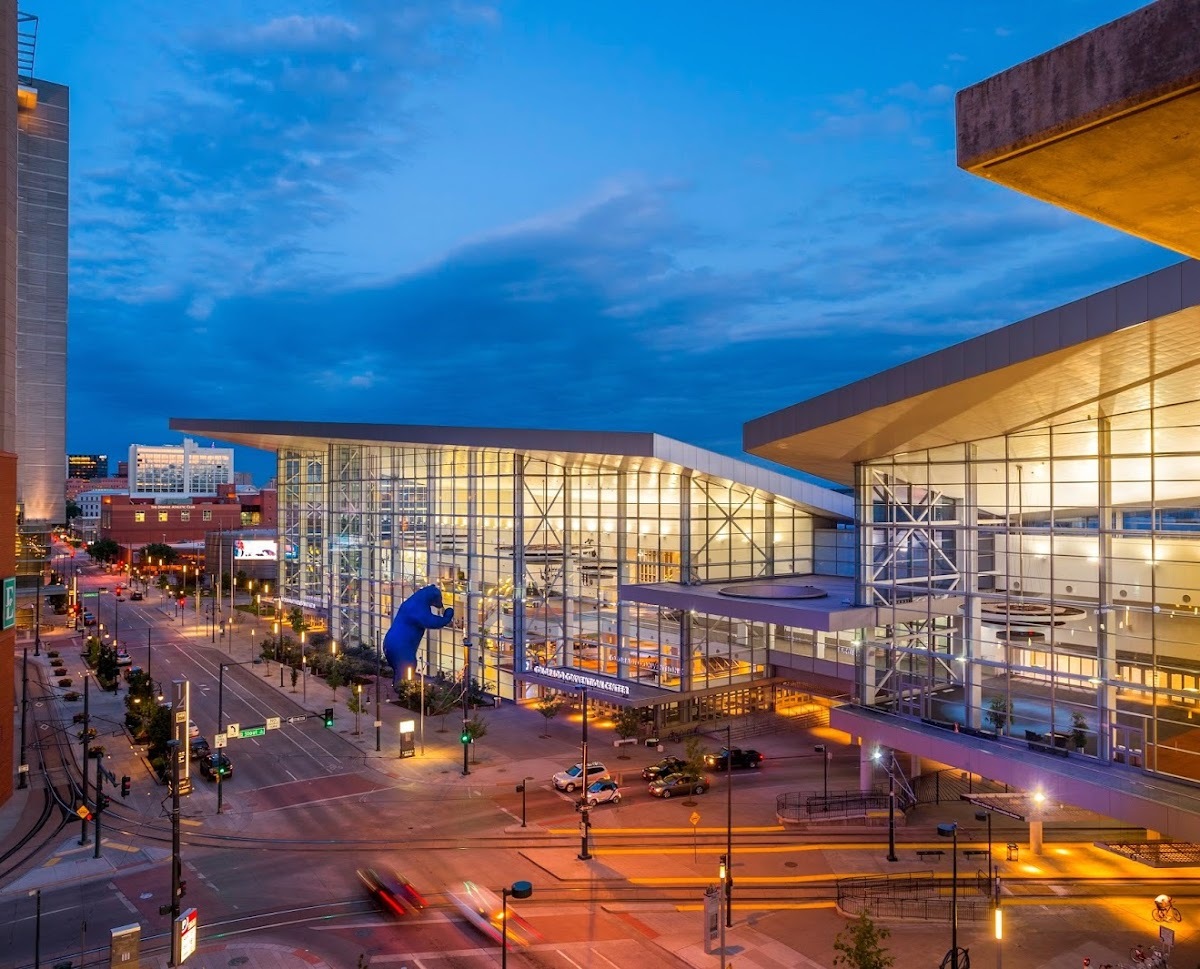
[172,907,198,964]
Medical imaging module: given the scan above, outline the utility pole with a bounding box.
[375,641,382,752]
[461,667,471,777]
[163,740,184,966]
[578,686,591,860]
[93,754,104,860]
[79,675,90,846]
[18,648,28,789]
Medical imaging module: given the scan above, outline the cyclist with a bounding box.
[1154,893,1173,914]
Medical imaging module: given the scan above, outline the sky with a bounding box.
[42,0,1175,487]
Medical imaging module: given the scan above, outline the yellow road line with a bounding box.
[546,825,783,836]
[675,901,834,912]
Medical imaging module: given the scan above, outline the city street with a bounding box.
[2,553,1200,969]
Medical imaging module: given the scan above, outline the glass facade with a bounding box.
[276,442,822,711]
[859,406,1200,785]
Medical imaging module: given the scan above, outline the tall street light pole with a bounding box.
[938,822,960,969]
[724,722,733,927]
[18,648,29,789]
[578,686,591,860]
[374,640,382,752]
[501,881,533,969]
[975,809,994,887]
[33,567,42,655]
[814,743,828,804]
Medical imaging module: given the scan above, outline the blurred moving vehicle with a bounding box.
[641,755,686,781]
[357,867,427,917]
[703,747,764,771]
[552,761,608,793]
[649,772,710,798]
[82,612,96,626]
[130,591,144,601]
[188,720,200,739]
[448,880,541,946]
[189,737,210,761]
[585,778,621,806]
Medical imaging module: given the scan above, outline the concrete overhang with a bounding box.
[744,260,1200,485]
[957,0,1200,258]
[620,575,876,633]
[834,704,1200,841]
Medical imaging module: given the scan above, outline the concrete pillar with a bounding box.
[860,744,876,792]
[1030,820,1044,855]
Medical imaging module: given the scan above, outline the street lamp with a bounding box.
[975,809,994,887]
[500,880,533,969]
[937,821,964,969]
[718,855,728,967]
[874,748,898,862]
[517,775,534,827]
[724,722,733,927]
[577,686,591,860]
[353,682,362,735]
[814,743,829,805]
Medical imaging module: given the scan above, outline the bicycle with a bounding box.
[1129,943,1167,966]
[1151,900,1182,922]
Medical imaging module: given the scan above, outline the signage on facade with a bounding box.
[233,539,277,560]
[530,664,631,697]
[2,576,14,630]
[172,907,198,964]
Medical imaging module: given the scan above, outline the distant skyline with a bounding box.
[47,1,1173,488]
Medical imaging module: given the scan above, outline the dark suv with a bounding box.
[198,753,233,781]
[703,747,764,771]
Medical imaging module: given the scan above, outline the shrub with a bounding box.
[57,678,72,687]
[88,744,105,759]
[63,691,80,701]
[47,650,59,658]
[72,712,86,724]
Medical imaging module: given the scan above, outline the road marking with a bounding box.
[587,950,622,969]
[556,950,585,969]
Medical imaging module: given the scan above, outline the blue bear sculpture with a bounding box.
[383,585,455,685]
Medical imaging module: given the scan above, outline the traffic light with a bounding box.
[98,793,111,812]
[120,775,130,798]
[460,720,471,744]
[177,596,186,607]
[323,707,334,728]
[178,880,188,898]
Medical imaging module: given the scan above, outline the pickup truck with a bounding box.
[703,747,764,771]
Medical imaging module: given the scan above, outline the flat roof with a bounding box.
[743,259,1200,484]
[169,418,852,521]
[620,574,875,634]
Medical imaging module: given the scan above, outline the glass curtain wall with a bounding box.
[861,403,1200,785]
[277,443,816,703]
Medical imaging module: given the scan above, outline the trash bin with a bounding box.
[1006,842,1019,861]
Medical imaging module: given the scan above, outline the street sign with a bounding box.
[82,591,99,598]
[2,576,15,630]
[287,715,308,723]
[214,734,227,749]
[266,716,281,730]
[690,811,701,826]
[226,723,240,738]
[239,725,266,738]
[172,907,198,965]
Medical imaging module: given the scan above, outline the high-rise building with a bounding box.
[129,437,234,501]
[67,453,108,479]
[14,17,66,530]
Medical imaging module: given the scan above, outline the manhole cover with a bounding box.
[784,861,798,868]
[138,892,153,900]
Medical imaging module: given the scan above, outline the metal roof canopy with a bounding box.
[168,417,852,521]
[961,791,1093,823]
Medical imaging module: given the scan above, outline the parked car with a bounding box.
[356,867,427,917]
[189,737,210,761]
[98,586,107,593]
[552,761,609,793]
[585,778,621,806]
[198,752,232,780]
[130,591,144,601]
[188,720,200,740]
[116,649,132,666]
[642,755,687,781]
[123,665,143,684]
[649,772,710,798]
[82,612,96,626]
[703,747,764,771]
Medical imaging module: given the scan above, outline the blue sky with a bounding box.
[45,0,1173,486]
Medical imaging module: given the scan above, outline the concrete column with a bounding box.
[859,744,876,792]
[1030,820,1044,855]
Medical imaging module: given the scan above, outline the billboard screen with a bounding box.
[234,540,277,560]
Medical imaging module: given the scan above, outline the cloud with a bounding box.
[71,1,495,309]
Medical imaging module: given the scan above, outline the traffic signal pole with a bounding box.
[94,754,104,860]
[79,674,90,846]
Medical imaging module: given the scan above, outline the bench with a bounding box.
[916,849,944,860]
[963,849,990,858]
[613,738,638,747]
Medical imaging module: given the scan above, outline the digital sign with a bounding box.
[233,540,277,560]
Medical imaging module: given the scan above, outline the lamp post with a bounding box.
[718,855,729,968]
[354,683,362,735]
[814,743,829,805]
[724,722,733,927]
[578,686,591,860]
[938,821,962,969]
[373,640,382,752]
[975,809,994,887]
[33,567,42,655]
[18,648,28,789]
[501,880,533,969]
[518,775,534,827]
[994,874,1003,969]
[874,748,898,862]
[301,630,307,703]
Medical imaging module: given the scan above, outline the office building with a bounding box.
[67,453,108,479]
[129,437,233,501]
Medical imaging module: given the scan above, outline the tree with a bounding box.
[465,714,488,763]
[1071,710,1088,751]
[139,542,178,567]
[832,912,894,969]
[347,687,366,735]
[613,707,642,758]
[535,695,564,737]
[684,735,706,775]
[326,663,345,699]
[288,607,309,636]
[290,665,299,693]
[425,682,461,731]
[87,538,121,563]
[96,643,120,690]
[985,695,1010,733]
[64,498,81,524]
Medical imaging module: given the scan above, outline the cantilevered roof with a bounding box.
[957,0,1200,259]
[744,260,1200,485]
[169,418,852,520]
